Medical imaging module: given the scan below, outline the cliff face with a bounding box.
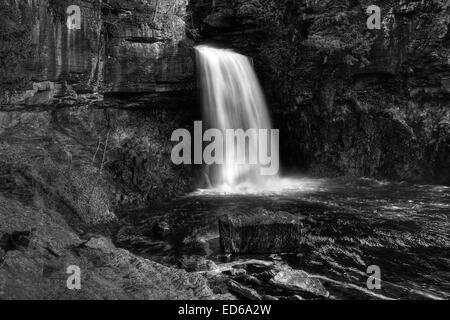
[0,1,216,299]
[0,0,103,105]
[267,0,450,185]
[0,0,200,211]
[0,0,195,108]
[102,0,194,100]
[192,0,450,184]
[0,0,449,300]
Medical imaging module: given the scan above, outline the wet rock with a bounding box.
[216,253,233,263]
[0,105,196,209]
[192,0,262,39]
[218,209,306,253]
[204,10,236,29]
[222,268,247,277]
[151,221,171,238]
[116,225,153,247]
[198,259,273,276]
[262,294,279,300]
[269,265,329,298]
[233,274,266,291]
[191,0,450,185]
[201,273,237,299]
[0,194,220,300]
[180,255,218,272]
[227,279,262,300]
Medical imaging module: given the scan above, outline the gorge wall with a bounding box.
[191,0,450,185]
[1,0,450,213]
[0,0,201,212]
[1,0,449,300]
[0,0,211,299]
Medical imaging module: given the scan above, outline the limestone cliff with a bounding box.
[0,0,195,108]
[0,0,200,210]
[1,0,449,300]
[0,1,206,299]
[191,0,450,184]
[3,0,448,185]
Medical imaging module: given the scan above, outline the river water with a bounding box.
[119,177,450,300]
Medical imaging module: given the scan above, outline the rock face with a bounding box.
[0,0,103,104]
[0,0,196,109]
[201,259,330,300]
[219,209,305,253]
[1,0,449,185]
[3,1,448,301]
[0,0,201,207]
[0,106,197,208]
[0,100,213,299]
[102,0,195,96]
[192,0,450,185]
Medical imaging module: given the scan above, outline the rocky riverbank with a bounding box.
[0,104,213,299]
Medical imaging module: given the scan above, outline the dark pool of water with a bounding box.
[119,177,450,300]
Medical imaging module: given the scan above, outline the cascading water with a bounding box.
[195,45,278,188]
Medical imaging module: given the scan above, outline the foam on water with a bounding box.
[192,177,325,196]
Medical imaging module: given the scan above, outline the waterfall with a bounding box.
[195,45,278,188]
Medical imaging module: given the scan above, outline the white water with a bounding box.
[195,45,278,187]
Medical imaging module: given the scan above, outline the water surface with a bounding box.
[120,177,450,300]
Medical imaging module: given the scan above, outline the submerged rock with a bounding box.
[218,209,306,253]
[152,221,171,238]
[227,279,262,300]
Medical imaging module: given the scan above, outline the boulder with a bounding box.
[269,265,329,298]
[0,195,221,300]
[180,255,218,272]
[227,279,262,300]
[218,209,306,253]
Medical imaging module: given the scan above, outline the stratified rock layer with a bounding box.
[0,196,218,300]
[219,209,305,253]
[0,0,195,109]
[1,0,449,185]
[269,264,329,298]
[192,0,450,185]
